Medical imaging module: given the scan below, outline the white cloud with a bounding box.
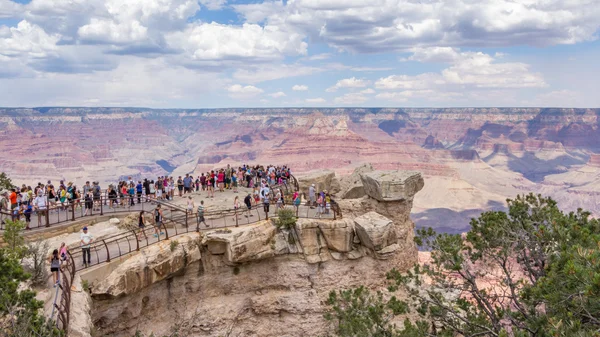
[360,88,375,94]
[78,19,148,44]
[0,20,60,58]
[168,23,307,63]
[233,64,321,83]
[305,97,325,103]
[269,91,286,98]
[0,0,21,18]
[234,0,600,53]
[307,53,332,61]
[326,77,369,92]
[406,47,460,63]
[334,93,368,105]
[292,85,308,91]
[199,0,227,10]
[228,84,264,99]
[376,49,546,94]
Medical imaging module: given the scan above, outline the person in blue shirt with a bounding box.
[136,181,143,204]
[183,174,193,195]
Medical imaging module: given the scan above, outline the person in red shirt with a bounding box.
[9,189,17,210]
[217,170,225,192]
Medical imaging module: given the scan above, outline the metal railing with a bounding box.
[51,252,75,332]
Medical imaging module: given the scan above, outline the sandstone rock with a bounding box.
[354,212,396,251]
[375,243,400,259]
[347,249,363,260]
[68,274,93,337]
[206,241,227,255]
[317,218,355,253]
[360,170,424,202]
[330,251,344,260]
[202,221,276,264]
[109,218,120,225]
[338,163,373,199]
[91,234,201,297]
[297,170,341,196]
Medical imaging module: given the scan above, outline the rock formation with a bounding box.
[83,168,423,337]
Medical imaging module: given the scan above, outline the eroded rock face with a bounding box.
[202,221,277,264]
[338,163,373,199]
[353,212,396,251]
[361,170,424,202]
[297,170,341,196]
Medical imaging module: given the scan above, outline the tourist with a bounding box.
[169,176,175,200]
[149,180,156,200]
[143,179,151,201]
[84,192,93,215]
[33,191,47,227]
[9,188,17,211]
[325,193,331,215]
[309,184,316,208]
[244,192,253,218]
[217,169,225,192]
[232,171,238,193]
[59,242,69,268]
[49,249,61,286]
[177,176,184,197]
[197,200,208,228]
[184,174,192,194]
[186,196,195,215]
[263,191,270,217]
[200,173,206,191]
[128,183,135,206]
[155,178,163,200]
[80,226,93,267]
[207,172,215,198]
[92,182,101,211]
[83,181,91,196]
[59,186,67,210]
[136,181,143,204]
[195,176,200,192]
[137,211,147,241]
[153,204,164,237]
[316,193,324,218]
[293,190,300,214]
[275,189,283,210]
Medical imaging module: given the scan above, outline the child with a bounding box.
[23,203,32,227]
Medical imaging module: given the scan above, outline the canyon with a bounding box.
[1,107,599,233]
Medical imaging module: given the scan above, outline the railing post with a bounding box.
[71,202,75,221]
[162,222,169,240]
[102,239,110,262]
[100,197,103,215]
[235,208,239,227]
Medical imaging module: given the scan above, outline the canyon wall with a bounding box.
[84,170,423,337]
[1,107,599,232]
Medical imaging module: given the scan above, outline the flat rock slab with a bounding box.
[360,170,424,202]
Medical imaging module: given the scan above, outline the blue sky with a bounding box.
[0,0,599,108]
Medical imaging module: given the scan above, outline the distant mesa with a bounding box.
[423,135,445,149]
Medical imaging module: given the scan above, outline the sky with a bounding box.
[0,0,599,108]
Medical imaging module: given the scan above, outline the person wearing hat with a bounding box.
[309,184,316,208]
[80,226,93,266]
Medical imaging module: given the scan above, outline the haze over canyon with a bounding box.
[1,107,599,233]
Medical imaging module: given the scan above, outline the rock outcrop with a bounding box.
[361,170,425,202]
[81,167,424,337]
[297,169,341,196]
[338,163,373,199]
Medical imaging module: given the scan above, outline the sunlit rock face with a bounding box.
[87,168,423,337]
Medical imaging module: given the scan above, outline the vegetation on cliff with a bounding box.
[325,194,600,336]
[1,220,61,337]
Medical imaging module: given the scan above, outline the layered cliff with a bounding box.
[82,170,424,337]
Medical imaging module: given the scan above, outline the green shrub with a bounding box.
[170,240,179,252]
[274,208,297,230]
[82,279,91,293]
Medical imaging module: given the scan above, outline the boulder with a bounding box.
[109,218,120,225]
[353,212,396,251]
[297,170,340,197]
[317,218,355,253]
[338,163,373,199]
[202,221,277,264]
[360,170,424,202]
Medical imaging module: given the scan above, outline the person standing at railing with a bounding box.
[217,169,225,192]
[92,182,101,211]
[59,242,69,269]
[49,249,61,287]
[177,176,184,197]
[197,201,208,228]
[80,226,93,267]
[244,193,253,218]
[128,183,135,206]
[149,180,156,200]
[153,205,164,237]
[316,194,324,218]
[293,190,301,214]
[263,192,271,217]
[137,211,147,241]
[136,181,143,204]
[84,192,93,215]
[33,190,47,227]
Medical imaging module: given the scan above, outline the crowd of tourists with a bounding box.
[0,164,306,226]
